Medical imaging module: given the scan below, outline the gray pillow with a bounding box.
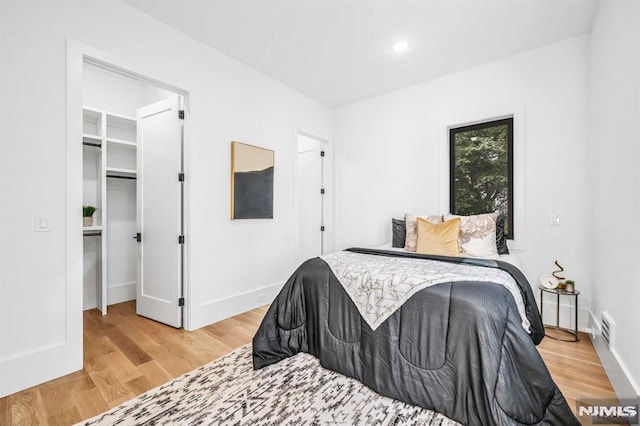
[392,219,406,248]
[496,215,509,255]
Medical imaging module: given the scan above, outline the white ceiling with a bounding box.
[123,0,600,108]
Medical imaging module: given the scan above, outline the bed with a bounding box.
[374,241,523,269]
[252,247,579,425]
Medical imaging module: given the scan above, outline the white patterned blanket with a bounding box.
[321,251,530,332]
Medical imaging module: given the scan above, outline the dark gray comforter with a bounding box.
[253,248,579,425]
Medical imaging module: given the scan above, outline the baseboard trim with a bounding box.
[191,282,284,331]
[540,300,590,332]
[588,310,640,398]
[0,342,82,398]
[591,334,640,398]
[610,347,640,397]
[83,289,97,311]
[107,281,136,305]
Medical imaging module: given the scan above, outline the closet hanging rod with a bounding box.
[106,174,136,180]
[83,142,101,148]
[83,232,102,237]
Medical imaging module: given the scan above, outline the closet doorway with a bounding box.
[82,62,185,328]
[295,133,327,264]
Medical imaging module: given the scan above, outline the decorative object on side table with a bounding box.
[83,205,97,227]
[564,279,575,293]
[539,273,559,289]
[552,260,566,289]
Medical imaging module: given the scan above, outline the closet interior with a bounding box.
[83,107,138,313]
[82,64,179,315]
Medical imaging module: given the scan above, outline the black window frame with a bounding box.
[449,117,514,239]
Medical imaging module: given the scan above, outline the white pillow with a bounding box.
[404,213,443,252]
[444,212,498,257]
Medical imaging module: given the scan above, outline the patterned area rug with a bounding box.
[78,345,459,425]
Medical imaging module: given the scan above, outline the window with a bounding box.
[449,117,514,238]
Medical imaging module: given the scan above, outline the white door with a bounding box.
[296,134,325,263]
[136,96,183,328]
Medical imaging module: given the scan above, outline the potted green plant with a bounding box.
[83,205,97,227]
[565,279,575,293]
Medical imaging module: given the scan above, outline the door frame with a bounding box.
[66,40,192,338]
[293,129,332,263]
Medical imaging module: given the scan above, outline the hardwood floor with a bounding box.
[538,329,617,409]
[1,301,615,425]
[0,302,268,425]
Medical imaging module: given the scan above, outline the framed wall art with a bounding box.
[230,141,274,219]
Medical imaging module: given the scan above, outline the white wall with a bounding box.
[0,0,331,396]
[588,0,640,395]
[333,36,592,326]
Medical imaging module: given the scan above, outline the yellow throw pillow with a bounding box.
[416,217,461,257]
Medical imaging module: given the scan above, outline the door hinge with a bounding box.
[178,297,185,307]
[320,226,325,232]
[178,110,185,120]
[178,235,185,244]
[178,172,185,182]
[133,232,141,242]
[320,188,325,194]
[320,150,325,157]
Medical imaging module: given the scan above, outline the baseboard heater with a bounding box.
[601,311,615,350]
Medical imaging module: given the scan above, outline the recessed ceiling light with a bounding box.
[393,40,409,53]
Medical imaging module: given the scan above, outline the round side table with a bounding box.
[539,285,580,342]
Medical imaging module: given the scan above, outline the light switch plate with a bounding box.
[35,215,51,232]
[549,214,560,226]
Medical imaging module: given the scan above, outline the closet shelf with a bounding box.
[83,134,102,145]
[106,138,136,147]
[83,107,102,116]
[83,226,102,237]
[106,167,137,179]
[106,112,136,123]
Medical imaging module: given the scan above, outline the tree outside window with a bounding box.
[449,117,514,238]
